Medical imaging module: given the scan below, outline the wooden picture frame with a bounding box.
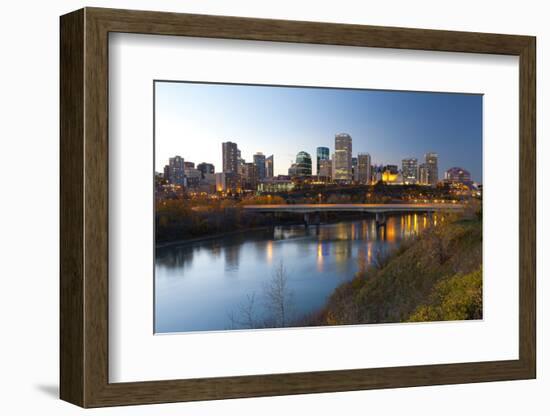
[60,7,536,408]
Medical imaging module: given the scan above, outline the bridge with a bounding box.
[243,203,464,229]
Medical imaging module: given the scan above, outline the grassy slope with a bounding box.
[321,215,482,326]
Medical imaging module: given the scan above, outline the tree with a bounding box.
[227,293,257,329]
[264,261,294,327]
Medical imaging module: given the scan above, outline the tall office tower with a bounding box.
[334,133,352,182]
[163,164,170,182]
[419,163,430,185]
[351,157,359,182]
[253,152,267,180]
[318,159,332,182]
[265,155,274,178]
[401,158,418,184]
[168,155,185,186]
[222,141,240,173]
[295,151,312,176]
[425,152,439,186]
[316,146,330,175]
[357,153,372,184]
[183,161,195,171]
[197,162,215,177]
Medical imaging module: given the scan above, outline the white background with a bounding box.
[0,0,546,414]
[110,34,519,382]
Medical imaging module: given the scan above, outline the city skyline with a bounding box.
[155,81,482,182]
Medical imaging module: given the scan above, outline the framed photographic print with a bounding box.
[60,7,536,407]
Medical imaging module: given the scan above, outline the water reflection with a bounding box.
[155,214,433,332]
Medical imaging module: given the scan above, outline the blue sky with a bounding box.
[155,81,483,182]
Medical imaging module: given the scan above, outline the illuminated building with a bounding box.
[265,155,274,178]
[316,147,330,175]
[257,178,295,193]
[215,172,240,193]
[222,141,240,173]
[184,168,202,188]
[444,167,472,185]
[318,159,332,182]
[425,152,439,186]
[295,151,312,176]
[168,155,185,186]
[253,152,266,180]
[401,158,418,184]
[419,163,430,185]
[352,157,359,182]
[242,162,258,190]
[197,162,215,177]
[357,153,371,184]
[381,165,400,184]
[334,133,352,182]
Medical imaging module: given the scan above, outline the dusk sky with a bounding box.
[154,81,483,182]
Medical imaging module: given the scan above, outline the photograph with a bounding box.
[153,81,483,334]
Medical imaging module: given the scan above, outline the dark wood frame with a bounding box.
[60,7,536,408]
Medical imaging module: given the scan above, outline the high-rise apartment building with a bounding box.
[222,141,239,173]
[334,133,352,182]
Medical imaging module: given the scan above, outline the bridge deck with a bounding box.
[242,203,464,213]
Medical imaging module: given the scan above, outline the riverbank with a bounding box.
[305,212,482,326]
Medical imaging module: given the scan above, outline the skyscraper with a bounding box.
[334,133,352,182]
[253,152,266,180]
[316,146,330,175]
[357,153,371,184]
[295,151,312,176]
[168,155,185,186]
[425,152,439,186]
[222,141,239,173]
[402,158,418,184]
[265,155,274,178]
[352,157,358,182]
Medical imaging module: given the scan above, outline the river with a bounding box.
[155,213,434,333]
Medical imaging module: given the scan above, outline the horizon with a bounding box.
[154,81,483,182]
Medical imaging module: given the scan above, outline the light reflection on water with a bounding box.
[155,213,432,333]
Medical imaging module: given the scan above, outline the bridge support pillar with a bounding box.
[303,213,310,228]
[427,211,434,224]
[375,212,386,239]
